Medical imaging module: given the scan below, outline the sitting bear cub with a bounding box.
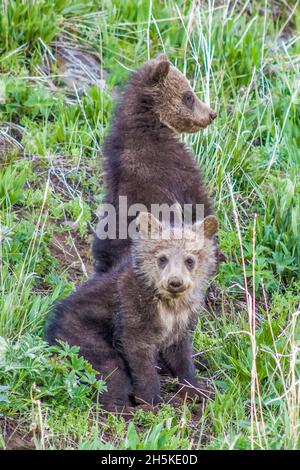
[46,213,218,409]
[93,55,223,275]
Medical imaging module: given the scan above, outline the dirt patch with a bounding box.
[53,42,108,95]
[0,416,35,450]
[1,376,212,449]
[0,122,25,163]
[0,135,19,162]
[50,228,94,282]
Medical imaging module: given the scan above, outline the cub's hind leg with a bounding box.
[78,342,134,411]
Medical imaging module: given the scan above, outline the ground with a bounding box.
[0,0,299,450]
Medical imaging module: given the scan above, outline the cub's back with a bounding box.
[45,259,131,347]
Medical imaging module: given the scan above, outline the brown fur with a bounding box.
[46,214,217,409]
[93,55,220,274]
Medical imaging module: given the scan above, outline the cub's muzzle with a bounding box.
[167,277,186,294]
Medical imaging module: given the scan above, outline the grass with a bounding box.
[0,0,299,450]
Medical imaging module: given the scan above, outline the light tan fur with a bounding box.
[133,213,217,347]
[151,54,216,132]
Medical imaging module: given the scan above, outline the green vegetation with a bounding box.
[0,0,299,449]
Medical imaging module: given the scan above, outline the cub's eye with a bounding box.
[183,91,195,109]
[185,257,195,269]
[158,255,168,268]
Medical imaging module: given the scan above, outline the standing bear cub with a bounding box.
[93,55,221,274]
[46,213,218,409]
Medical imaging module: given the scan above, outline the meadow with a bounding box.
[0,0,299,450]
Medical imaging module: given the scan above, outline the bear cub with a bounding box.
[93,55,221,275]
[46,213,218,409]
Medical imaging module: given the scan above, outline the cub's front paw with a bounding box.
[178,379,214,402]
[136,403,160,414]
[134,388,162,406]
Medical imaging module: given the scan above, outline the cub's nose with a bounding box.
[167,277,184,293]
[209,109,217,120]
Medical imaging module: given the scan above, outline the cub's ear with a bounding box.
[156,53,168,61]
[135,212,162,238]
[204,215,218,239]
[193,215,218,239]
[151,60,170,83]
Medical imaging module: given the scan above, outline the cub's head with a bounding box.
[141,54,216,133]
[132,212,218,301]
